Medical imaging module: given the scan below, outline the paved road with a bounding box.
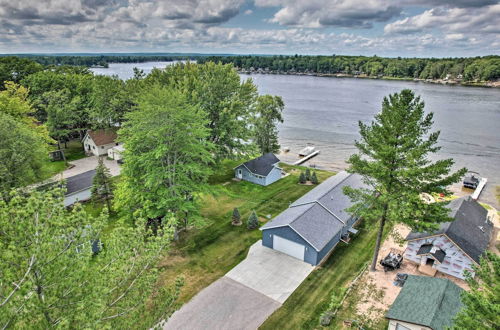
[53,156,121,179]
[163,241,314,329]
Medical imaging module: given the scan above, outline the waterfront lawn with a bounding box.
[260,217,383,330]
[154,161,334,310]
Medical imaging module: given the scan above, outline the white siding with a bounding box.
[405,235,475,280]
[388,319,431,330]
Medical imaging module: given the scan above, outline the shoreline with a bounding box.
[238,70,500,89]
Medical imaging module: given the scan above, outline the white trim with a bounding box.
[261,223,321,252]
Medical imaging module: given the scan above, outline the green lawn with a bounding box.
[40,140,87,180]
[154,161,334,311]
[260,217,383,330]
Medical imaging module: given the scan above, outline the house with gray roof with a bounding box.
[386,275,463,330]
[234,153,282,186]
[404,196,493,279]
[63,170,96,206]
[260,171,369,265]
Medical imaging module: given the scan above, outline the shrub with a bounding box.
[232,207,242,226]
[305,168,311,181]
[299,172,306,184]
[311,172,319,184]
[247,211,259,229]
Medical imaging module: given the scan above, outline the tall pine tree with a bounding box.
[91,157,113,211]
[344,89,466,271]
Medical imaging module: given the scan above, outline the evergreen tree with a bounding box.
[232,207,242,226]
[344,89,466,271]
[299,172,306,184]
[452,251,499,329]
[311,172,319,184]
[305,168,311,181]
[91,157,113,211]
[247,211,259,229]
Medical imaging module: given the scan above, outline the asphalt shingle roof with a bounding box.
[240,153,280,176]
[65,170,96,195]
[87,129,117,146]
[406,196,493,263]
[261,171,368,251]
[386,275,463,330]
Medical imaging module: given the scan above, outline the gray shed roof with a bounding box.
[406,196,493,263]
[238,153,280,176]
[65,170,96,195]
[261,171,369,251]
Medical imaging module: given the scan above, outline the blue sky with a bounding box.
[0,0,499,57]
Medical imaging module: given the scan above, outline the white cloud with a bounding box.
[255,0,402,28]
[244,9,253,15]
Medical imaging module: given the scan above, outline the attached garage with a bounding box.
[273,235,305,261]
[261,171,369,266]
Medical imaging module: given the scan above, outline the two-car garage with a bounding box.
[272,235,305,261]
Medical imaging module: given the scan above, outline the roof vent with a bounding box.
[478,226,485,233]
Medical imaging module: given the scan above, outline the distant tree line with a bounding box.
[198,55,500,82]
[2,55,198,67]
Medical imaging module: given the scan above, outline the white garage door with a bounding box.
[273,235,305,261]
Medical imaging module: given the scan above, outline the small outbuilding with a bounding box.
[386,275,463,330]
[64,170,96,206]
[260,171,368,265]
[107,144,124,161]
[234,153,282,186]
[83,129,119,156]
[404,196,493,279]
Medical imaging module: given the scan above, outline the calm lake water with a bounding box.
[92,63,500,207]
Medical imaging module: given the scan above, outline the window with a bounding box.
[395,323,411,330]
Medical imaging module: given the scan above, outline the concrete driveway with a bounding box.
[53,156,121,179]
[164,241,314,329]
[226,241,314,303]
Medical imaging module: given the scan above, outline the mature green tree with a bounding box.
[0,81,51,142]
[254,95,284,154]
[145,62,258,159]
[44,89,81,151]
[114,85,213,229]
[91,157,113,211]
[247,211,259,230]
[0,188,181,328]
[452,251,499,329]
[344,89,466,271]
[0,113,47,198]
[89,75,133,128]
[0,57,43,86]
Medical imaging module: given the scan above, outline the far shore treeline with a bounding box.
[1,53,499,83]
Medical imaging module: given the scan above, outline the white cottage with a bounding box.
[404,196,493,280]
[83,129,119,156]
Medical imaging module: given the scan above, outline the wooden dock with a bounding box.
[471,177,487,200]
[293,150,320,165]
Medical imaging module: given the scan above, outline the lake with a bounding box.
[91,62,500,207]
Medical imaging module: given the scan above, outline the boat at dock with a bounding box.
[298,146,315,157]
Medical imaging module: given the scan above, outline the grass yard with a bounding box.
[154,161,334,313]
[260,217,384,330]
[40,140,87,180]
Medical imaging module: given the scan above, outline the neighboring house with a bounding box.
[404,196,493,280]
[234,153,282,186]
[83,129,119,156]
[386,275,463,330]
[107,144,124,161]
[260,171,368,265]
[64,170,96,206]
